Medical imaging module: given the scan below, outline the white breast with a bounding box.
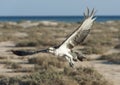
[55,46,71,57]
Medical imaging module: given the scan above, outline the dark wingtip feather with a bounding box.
[11,50,31,56]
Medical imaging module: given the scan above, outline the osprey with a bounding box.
[12,8,96,67]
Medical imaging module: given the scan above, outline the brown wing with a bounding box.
[59,8,96,49]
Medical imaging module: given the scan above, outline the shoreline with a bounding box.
[0,16,120,22]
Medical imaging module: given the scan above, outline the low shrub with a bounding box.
[0,66,111,85]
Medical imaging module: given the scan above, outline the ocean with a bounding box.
[0,16,120,22]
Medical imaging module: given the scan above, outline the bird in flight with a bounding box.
[12,8,96,67]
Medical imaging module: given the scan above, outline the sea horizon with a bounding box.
[0,15,120,22]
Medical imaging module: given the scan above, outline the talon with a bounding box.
[69,62,74,67]
[77,56,86,61]
[73,57,78,62]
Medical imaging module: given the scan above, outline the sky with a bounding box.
[0,0,120,16]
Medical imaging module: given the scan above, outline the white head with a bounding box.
[48,47,56,54]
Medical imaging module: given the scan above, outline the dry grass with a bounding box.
[3,60,22,69]
[0,21,119,53]
[28,54,66,69]
[81,23,119,54]
[0,51,111,85]
[100,52,120,64]
[5,62,21,69]
[0,21,119,85]
[0,66,111,85]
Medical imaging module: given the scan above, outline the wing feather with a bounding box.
[59,8,96,49]
[12,49,48,56]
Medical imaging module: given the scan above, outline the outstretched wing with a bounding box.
[59,8,96,49]
[12,49,48,56]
